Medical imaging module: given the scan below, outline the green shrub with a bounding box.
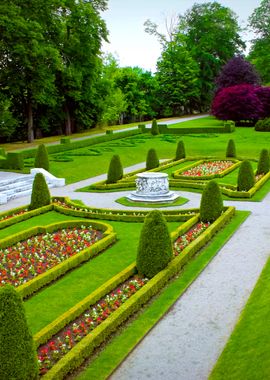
[226,139,236,158]
[60,137,71,144]
[151,119,159,135]
[136,210,173,278]
[237,160,255,191]
[107,154,123,184]
[200,180,223,222]
[0,285,39,379]
[175,140,186,160]
[257,149,270,175]
[6,152,24,170]
[34,144,49,171]
[146,148,159,170]
[29,173,51,210]
[255,118,270,131]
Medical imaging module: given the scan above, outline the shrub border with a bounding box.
[40,207,234,379]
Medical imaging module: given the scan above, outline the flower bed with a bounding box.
[173,221,210,254]
[38,275,148,375]
[0,225,103,287]
[181,160,234,177]
[0,208,28,221]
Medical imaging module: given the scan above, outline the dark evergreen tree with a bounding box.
[34,144,50,171]
[146,148,159,170]
[0,285,39,379]
[237,160,255,191]
[226,139,236,158]
[200,180,223,222]
[175,140,186,160]
[29,173,51,210]
[256,149,270,175]
[107,154,123,184]
[136,210,173,278]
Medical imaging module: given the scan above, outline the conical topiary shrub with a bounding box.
[237,160,255,191]
[136,210,173,278]
[175,140,186,160]
[146,148,159,170]
[107,154,123,184]
[226,139,236,158]
[34,144,49,171]
[0,285,39,379]
[151,118,159,135]
[29,173,51,210]
[256,149,270,175]
[200,180,223,222]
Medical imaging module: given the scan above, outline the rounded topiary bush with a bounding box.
[237,160,255,191]
[255,118,270,131]
[256,149,270,175]
[175,140,186,160]
[34,144,49,171]
[146,148,159,170]
[29,172,51,210]
[226,139,236,158]
[151,118,159,135]
[136,210,173,278]
[200,180,223,222]
[0,285,39,379]
[107,154,123,184]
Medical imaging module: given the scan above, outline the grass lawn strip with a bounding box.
[115,196,188,208]
[75,210,249,380]
[209,254,270,380]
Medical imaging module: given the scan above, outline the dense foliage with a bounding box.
[215,56,260,92]
[237,160,255,191]
[175,140,186,160]
[211,84,263,123]
[146,148,159,170]
[256,149,270,175]
[200,180,223,222]
[226,139,236,158]
[254,86,270,118]
[29,173,51,210]
[107,154,123,184]
[136,210,173,278]
[0,285,39,379]
[34,144,50,171]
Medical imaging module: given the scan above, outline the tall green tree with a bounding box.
[248,0,270,84]
[177,2,245,108]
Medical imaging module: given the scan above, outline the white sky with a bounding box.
[101,0,262,72]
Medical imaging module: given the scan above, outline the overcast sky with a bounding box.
[101,0,261,72]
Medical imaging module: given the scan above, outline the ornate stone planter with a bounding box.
[127,172,179,203]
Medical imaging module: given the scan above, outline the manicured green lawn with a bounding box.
[170,115,224,128]
[210,255,270,380]
[76,211,249,380]
[115,196,188,208]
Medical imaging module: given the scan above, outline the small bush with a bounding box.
[0,285,39,379]
[136,210,173,278]
[107,155,123,184]
[175,140,186,160]
[34,144,49,171]
[226,139,236,158]
[146,148,159,170]
[256,149,270,175]
[237,160,255,191]
[200,180,223,222]
[255,118,270,131]
[29,173,51,210]
[151,119,159,135]
[6,152,24,170]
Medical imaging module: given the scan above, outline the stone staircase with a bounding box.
[0,169,65,204]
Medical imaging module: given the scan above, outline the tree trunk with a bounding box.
[64,104,72,135]
[27,101,34,143]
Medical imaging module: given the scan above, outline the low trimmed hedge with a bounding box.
[19,130,142,159]
[40,206,235,380]
[0,205,53,230]
[0,152,24,170]
[0,220,116,299]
